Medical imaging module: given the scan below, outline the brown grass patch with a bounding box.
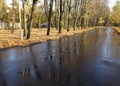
[0,27,95,49]
[113,27,120,35]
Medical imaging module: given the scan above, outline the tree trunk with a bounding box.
[26,0,37,39]
[67,0,72,32]
[44,0,49,19]
[54,0,59,30]
[11,0,15,34]
[73,17,77,30]
[73,0,80,30]
[47,0,54,35]
[67,17,70,32]
[58,0,63,33]
[22,0,27,37]
[80,0,86,29]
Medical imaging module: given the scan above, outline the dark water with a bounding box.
[0,28,120,86]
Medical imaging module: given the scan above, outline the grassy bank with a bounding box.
[0,27,96,49]
[113,27,120,34]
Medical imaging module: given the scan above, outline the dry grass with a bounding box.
[0,27,95,49]
[116,28,120,33]
[114,27,120,34]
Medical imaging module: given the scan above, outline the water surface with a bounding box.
[0,28,120,86]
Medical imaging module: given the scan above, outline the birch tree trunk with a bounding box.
[22,0,27,37]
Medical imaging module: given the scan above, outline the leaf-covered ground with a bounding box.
[116,28,120,33]
[114,27,120,34]
[0,28,95,49]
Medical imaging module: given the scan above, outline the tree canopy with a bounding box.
[111,1,120,26]
[0,0,8,22]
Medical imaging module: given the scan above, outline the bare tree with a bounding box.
[27,0,38,39]
[11,0,15,34]
[46,0,54,35]
[73,0,81,30]
[22,0,27,37]
[58,0,63,33]
[67,0,72,32]
[54,0,60,30]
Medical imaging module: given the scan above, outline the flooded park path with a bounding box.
[0,28,120,86]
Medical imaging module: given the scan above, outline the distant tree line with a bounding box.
[111,0,120,26]
[0,0,119,40]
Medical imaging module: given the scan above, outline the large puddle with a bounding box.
[0,28,120,86]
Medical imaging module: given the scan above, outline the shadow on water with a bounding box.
[0,28,120,86]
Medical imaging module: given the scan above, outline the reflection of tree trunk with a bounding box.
[27,0,37,39]
[47,0,53,35]
[58,39,62,65]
